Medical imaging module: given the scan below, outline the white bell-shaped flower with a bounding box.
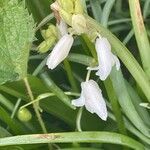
[88,37,120,80]
[72,80,107,121]
[46,34,74,69]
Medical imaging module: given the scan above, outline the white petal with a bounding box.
[95,37,113,80]
[82,80,108,121]
[112,54,120,70]
[71,91,85,107]
[57,20,68,37]
[46,34,74,69]
[50,1,60,11]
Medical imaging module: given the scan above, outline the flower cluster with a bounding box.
[38,0,121,121]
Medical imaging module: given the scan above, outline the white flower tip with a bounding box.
[71,96,85,107]
[98,110,108,121]
[50,2,60,11]
[46,59,55,70]
[96,70,109,81]
[46,34,74,70]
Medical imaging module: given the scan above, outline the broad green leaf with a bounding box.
[0,0,8,7]
[0,0,34,85]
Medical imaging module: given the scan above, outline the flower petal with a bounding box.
[46,34,74,69]
[95,37,112,80]
[82,80,108,121]
[71,91,85,107]
[112,54,120,70]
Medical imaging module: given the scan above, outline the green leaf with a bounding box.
[0,0,34,85]
[0,0,9,7]
[0,132,144,150]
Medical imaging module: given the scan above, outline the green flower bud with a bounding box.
[87,27,99,42]
[38,37,56,53]
[59,9,72,26]
[48,25,58,37]
[57,0,74,13]
[72,14,87,34]
[41,25,58,40]
[74,0,84,14]
[17,108,32,122]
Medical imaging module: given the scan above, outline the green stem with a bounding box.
[23,77,52,150]
[81,34,97,60]
[40,72,75,109]
[90,0,102,23]
[104,78,127,135]
[20,92,80,110]
[129,0,150,77]
[23,77,47,134]
[115,0,122,14]
[76,107,83,132]
[101,0,115,27]
[64,59,79,92]
[143,0,150,19]
[11,98,21,119]
[123,29,134,45]
[0,132,144,150]
[86,16,150,102]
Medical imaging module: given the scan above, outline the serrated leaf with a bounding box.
[0,0,34,84]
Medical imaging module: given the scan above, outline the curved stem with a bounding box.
[64,59,79,92]
[20,92,80,110]
[76,107,83,132]
[101,0,115,27]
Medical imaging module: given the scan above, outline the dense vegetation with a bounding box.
[0,0,150,149]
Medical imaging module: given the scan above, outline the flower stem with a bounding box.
[76,107,83,132]
[64,59,79,92]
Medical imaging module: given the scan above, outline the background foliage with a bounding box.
[0,0,150,150]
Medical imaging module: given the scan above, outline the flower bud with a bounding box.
[59,8,72,26]
[38,38,56,53]
[72,14,87,34]
[46,34,74,69]
[74,0,84,14]
[17,108,32,122]
[57,0,74,14]
[41,25,57,40]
